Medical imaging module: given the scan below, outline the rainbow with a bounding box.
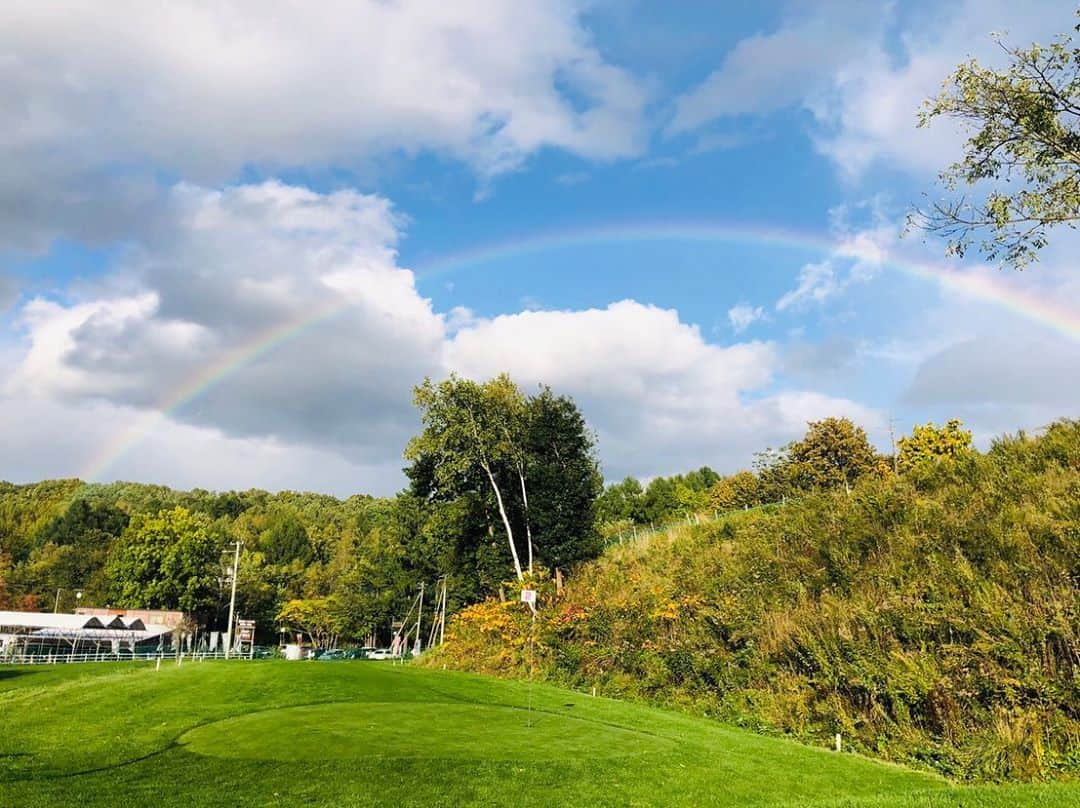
[79,221,1080,482]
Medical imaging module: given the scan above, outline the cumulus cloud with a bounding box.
[8,181,443,460]
[0,0,647,249]
[443,300,882,478]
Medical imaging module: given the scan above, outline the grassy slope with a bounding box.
[433,428,1080,781]
[1,661,1077,807]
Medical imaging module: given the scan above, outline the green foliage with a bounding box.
[785,417,883,492]
[406,375,602,581]
[708,470,761,511]
[913,13,1080,268]
[260,507,313,565]
[596,467,721,527]
[435,420,1080,782]
[105,507,223,614]
[275,597,342,647]
[522,387,603,568]
[898,419,974,473]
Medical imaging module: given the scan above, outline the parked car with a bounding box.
[365,648,396,660]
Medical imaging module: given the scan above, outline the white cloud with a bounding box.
[7,181,443,460]
[0,393,399,497]
[727,303,765,334]
[776,200,899,311]
[443,301,882,478]
[809,0,1063,178]
[776,261,841,311]
[3,221,887,490]
[668,2,883,135]
[0,0,647,249]
[669,0,1068,180]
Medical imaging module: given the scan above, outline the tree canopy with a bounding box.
[897,419,974,473]
[105,507,222,614]
[912,12,1080,268]
[405,375,601,583]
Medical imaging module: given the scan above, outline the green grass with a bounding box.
[0,661,1075,807]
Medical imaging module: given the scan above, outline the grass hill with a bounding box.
[2,660,1078,807]
[429,421,1080,782]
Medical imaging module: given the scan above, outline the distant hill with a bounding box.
[429,420,1080,782]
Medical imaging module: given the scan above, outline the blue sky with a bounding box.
[0,0,1077,495]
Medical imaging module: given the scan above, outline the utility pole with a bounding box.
[413,581,424,656]
[224,541,241,659]
[888,416,900,475]
[439,579,447,646]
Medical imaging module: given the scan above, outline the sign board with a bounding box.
[520,589,536,605]
[237,619,256,643]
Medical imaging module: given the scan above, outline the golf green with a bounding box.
[180,701,673,761]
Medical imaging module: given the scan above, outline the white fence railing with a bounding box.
[0,650,260,665]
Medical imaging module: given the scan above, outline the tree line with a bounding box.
[0,366,983,651]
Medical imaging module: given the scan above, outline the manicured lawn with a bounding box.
[0,661,1075,807]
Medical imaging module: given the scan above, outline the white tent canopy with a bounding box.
[0,611,174,651]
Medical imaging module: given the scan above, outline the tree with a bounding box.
[406,374,530,581]
[406,376,603,587]
[0,550,12,609]
[786,418,880,494]
[708,470,761,511]
[595,477,645,524]
[521,387,602,569]
[911,14,1080,268]
[260,507,312,565]
[276,597,341,648]
[105,507,222,614]
[329,527,409,643]
[897,419,974,473]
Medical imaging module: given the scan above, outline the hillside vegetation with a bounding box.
[429,421,1080,782]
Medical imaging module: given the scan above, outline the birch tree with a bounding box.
[406,375,529,582]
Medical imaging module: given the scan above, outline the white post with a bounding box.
[835,733,842,752]
[225,541,241,659]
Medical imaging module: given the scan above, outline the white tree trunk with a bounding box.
[484,464,524,581]
[518,466,533,575]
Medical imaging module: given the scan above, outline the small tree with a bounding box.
[898,419,974,473]
[787,418,879,494]
[276,597,341,648]
[708,471,761,511]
